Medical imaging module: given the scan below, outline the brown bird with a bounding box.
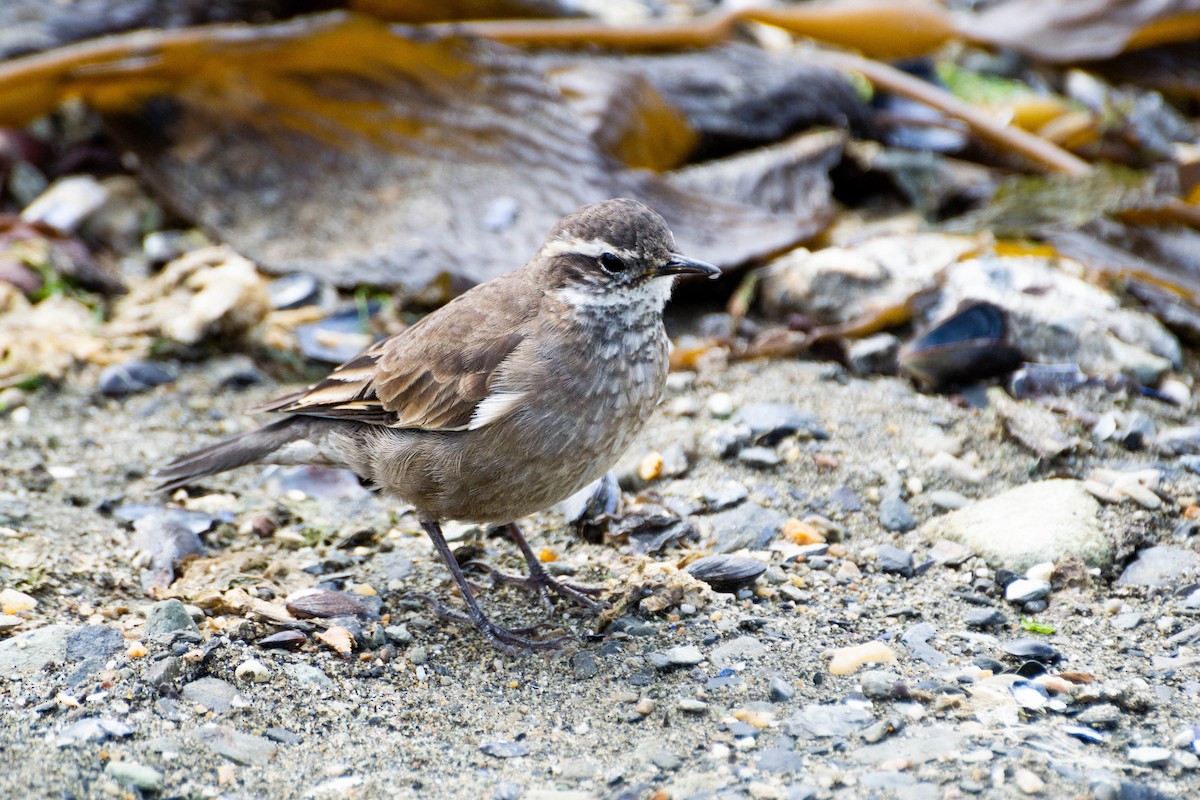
[156,198,718,652]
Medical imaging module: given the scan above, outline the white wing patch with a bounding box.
[468,391,527,430]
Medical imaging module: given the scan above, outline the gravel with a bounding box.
[3,357,1200,798]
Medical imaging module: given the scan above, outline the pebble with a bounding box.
[1116,546,1200,587]
[738,446,782,469]
[878,494,915,533]
[98,360,176,397]
[702,481,749,512]
[707,503,787,553]
[965,609,1007,629]
[1015,768,1045,795]
[0,624,75,675]
[875,545,914,576]
[677,697,708,713]
[768,675,796,703]
[922,479,1109,572]
[58,717,133,744]
[1076,703,1122,730]
[707,392,735,418]
[1112,612,1142,631]
[181,677,243,713]
[65,624,123,664]
[663,645,704,666]
[193,723,277,765]
[105,761,163,792]
[1005,579,1051,603]
[143,656,181,688]
[901,622,947,666]
[145,599,200,640]
[235,658,272,683]
[710,636,767,669]
[784,703,876,739]
[731,402,827,444]
[827,641,898,675]
[22,174,109,230]
[860,670,903,700]
[929,490,971,510]
[1127,746,1172,767]
[0,587,36,614]
[480,741,531,759]
[571,651,599,679]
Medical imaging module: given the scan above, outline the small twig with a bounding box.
[804,50,1091,176]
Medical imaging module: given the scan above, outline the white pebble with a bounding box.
[1025,562,1055,582]
[707,392,735,418]
[235,658,271,683]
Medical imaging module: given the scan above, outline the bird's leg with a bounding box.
[472,522,608,612]
[420,520,570,654]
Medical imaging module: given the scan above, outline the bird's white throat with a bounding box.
[554,275,675,313]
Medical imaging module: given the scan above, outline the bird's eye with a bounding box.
[599,252,626,274]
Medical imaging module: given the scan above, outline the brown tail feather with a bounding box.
[154,417,314,491]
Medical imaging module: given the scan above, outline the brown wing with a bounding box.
[256,272,538,430]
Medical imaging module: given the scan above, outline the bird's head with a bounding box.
[538,198,719,310]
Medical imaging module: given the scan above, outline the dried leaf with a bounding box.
[0,14,819,293]
[958,0,1200,63]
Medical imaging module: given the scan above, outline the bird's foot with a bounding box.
[408,593,572,655]
[465,560,609,613]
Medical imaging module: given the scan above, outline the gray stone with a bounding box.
[493,781,523,800]
[756,746,805,773]
[0,624,75,675]
[876,545,914,576]
[181,677,242,713]
[58,717,133,744]
[708,503,787,553]
[571,651,599,679]
[738,446,782,468]
[702,481,749,512]
[283,663,332,688]
[193,723,278,765]
[921,479,1109,571]
[964,609,1007,629]
[1005,578,1051,603]
[1112,612,1142,631]
[66,625,124,663]
[144,656,182,688]
[879,494,915,533]
[769,675,796,702]
[710,636,766,669]
[860,670,902,700]
[900,623,946,666]
[146,599,199,640]
[105,761,163,791]
[785,703,876,739]
[731,403,826,444]
[663,645,704,666]
[1117,546,1200,588]
[480,741,530,759]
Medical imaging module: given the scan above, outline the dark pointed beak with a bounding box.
[656,254,721,279]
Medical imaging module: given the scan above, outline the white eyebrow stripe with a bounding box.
[468,391,527,430]
[541,238,639,261]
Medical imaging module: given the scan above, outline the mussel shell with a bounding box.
[686,554,767,593]
[900,301,1023,388]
